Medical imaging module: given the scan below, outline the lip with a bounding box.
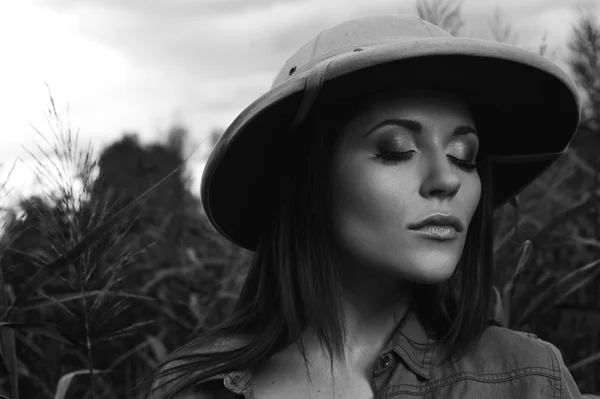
[407,213,465,236]
[410,225,459,240]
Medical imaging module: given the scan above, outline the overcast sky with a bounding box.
[0,0,584,207]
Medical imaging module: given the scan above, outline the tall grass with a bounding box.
[0,94,244,399]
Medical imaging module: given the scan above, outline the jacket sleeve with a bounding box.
[544,341,584,399]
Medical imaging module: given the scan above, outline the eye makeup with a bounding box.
[372,133,478,171]
[446,141,478,164]
[371,126,415,148]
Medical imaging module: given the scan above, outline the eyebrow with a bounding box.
[364,118,479,138]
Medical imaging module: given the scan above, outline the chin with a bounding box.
[401,255,460,284]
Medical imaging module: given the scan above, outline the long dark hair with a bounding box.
[139,92,496,399]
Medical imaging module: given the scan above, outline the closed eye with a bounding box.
[374,151,477,171]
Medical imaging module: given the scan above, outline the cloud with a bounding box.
[15,0,582,137]
[26,0,422,138]
[43,0,309,17]
[37,0,419,79]
[36,0,579,85]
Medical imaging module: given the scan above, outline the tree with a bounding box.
[568,1,600,135]
[416,0,464,36]
[488,6,518,45]
[0,124,249,398]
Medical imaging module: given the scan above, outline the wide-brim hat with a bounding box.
[201,14,581,251]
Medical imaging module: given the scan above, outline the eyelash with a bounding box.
[374,150,477,171]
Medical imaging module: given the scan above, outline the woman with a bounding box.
[145,14,582,399]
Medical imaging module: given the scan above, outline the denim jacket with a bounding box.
[161,309,583,399]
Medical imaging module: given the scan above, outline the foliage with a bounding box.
[487,6,518,45]
[569,1,600,132]
[0,100,251,398]
[416,0,464,36]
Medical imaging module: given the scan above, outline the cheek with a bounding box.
[462,171,482,222]
[329,155,483,283]
[330,156,416,261]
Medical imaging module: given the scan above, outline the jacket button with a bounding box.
[379,354,392,368]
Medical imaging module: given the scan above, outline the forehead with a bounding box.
[349,88,475,125]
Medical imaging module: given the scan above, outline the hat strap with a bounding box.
[491,151,565,164]
[291,59,336,129]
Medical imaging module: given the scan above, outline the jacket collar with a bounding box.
[381,306,436,380]
[222,307,437,394]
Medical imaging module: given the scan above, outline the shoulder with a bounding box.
[148,334,252,399]
[474,326,554,367]
[470,325,566,371]
[469,326,582,398]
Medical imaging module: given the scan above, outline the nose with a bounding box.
[419,150,461,201]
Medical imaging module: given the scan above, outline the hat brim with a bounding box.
[202,37,581,251]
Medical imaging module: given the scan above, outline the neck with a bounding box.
[300,261,413,374]
[338,262,412,365]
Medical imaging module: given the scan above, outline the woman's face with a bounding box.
[330,88,481,284]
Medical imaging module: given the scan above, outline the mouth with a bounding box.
[410,225,458,240]
[407,213,464,241]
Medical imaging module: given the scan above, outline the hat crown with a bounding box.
[272,14,452,88]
